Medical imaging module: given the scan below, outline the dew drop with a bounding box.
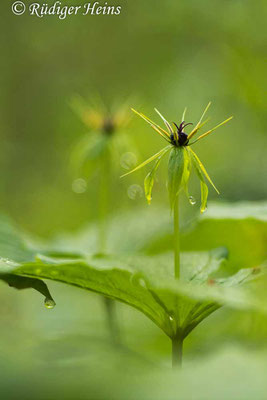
[131,272,144,286]
[169,316,174,322]
[127,184,143,200]
[201,207,207,213]
[189,196,196,205]
[120,152,137,170]
[44,298,56,309]
[72,178,87,194]
[138,278,147,288]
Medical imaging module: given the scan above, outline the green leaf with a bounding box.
[144,147,169,204]
[168,147,185,210]
[182,201,267,272]
[0,209,266,339]
[0,216,55,306]
[2,245,266,339]
[47,202,267,272]
[0,215,35,262]
[0,272,55,308]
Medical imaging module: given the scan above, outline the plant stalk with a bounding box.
[173,194,180,279]
[103,296,120,346]
[99,148,120,344]
[172,336,183,367]
[172,195,183,367]
[99,151,109,253]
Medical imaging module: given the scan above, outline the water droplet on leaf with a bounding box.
[120,152,137,170]
[130,272,144,286]
[189,196,196,205]
[127,184,143,200]
[44,298,56,309]
[201,206,207,213]
[72,178,87,194]
[138,278,146,288]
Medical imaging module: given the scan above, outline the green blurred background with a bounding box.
[1,0,267,398]
[2,0,267,236]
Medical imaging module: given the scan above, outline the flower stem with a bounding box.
[172,336,183,367]
[173,194,180,279]
[99,149,120,344]
[172,195,183,367]
[98,152,109,253]
[103,296,120,346]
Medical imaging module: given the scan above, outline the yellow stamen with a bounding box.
[188,102,211,140]
[154,108,173,135]
[131,108,170,141]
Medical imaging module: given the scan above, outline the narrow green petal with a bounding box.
[181,107,187,122]
[120,145,171,178]
[188,148,219,194]
[188,102,211,139]
[198,102,211,125]
[144,150,166,204]
[131,108,170,141]
[154,108,173,135]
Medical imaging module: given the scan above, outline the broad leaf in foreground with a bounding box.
[0,211,266,340]
[1,248,266,339]
[0,215,55,307]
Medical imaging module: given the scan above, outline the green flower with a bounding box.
[70,96,133,177]
[122,103,232,212]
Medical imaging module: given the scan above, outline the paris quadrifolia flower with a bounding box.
[70,95,133,177]
[121,103,233,212]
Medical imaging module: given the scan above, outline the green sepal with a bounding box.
[190,150,209,213]
[181,147,193,201]
[168,147,185,210]
[144,147,169,204]
[189,148,219,194]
